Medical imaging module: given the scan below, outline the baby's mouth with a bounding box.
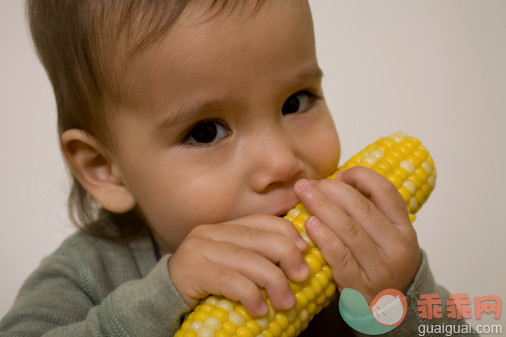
[274,200,300,217]
[262,183,302,217]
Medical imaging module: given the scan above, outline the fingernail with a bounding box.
[299,261,311,279]
[286,290,296,307]
[295,237,307,251]
[259,301,268,315]
[297,179,312,193]
[306,216,321,229]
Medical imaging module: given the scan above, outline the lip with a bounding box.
[265,180,306,217]
[272,198,300,217]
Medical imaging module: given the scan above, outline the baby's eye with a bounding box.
[185,120,230,146]
[281,91,319,115]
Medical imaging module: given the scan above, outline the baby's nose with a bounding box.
[248,132,304,193]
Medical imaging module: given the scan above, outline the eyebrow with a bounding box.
[154,99,227,134]
[293,66,324,83]
[154,65,325,132]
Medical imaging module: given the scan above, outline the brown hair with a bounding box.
[26,0,266,238]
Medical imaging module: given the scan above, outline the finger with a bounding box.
[294,179,384,272]
[200,239,298,312]
[224,214,308,252]
[193,261,269,317]
[191,224,310,283]
[337,166,412,229]
[308,179,399,247]
[304,216,367,288]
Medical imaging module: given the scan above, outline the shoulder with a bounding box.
[36,219,156,301]
[49,223,129,270]
[53,213,154,266]
[0,218,160,332]
[54,226,130,263]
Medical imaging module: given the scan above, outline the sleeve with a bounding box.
[351,250,479,337]
[0,253,190,337]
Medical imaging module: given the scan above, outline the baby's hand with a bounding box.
[168,214,311,317]
[294,166,421,303]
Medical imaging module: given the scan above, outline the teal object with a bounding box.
[338,288,396,335]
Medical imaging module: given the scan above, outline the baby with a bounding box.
[0,1,476,336]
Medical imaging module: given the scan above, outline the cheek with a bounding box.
[318,133,341,177]
[136,168,243,249]
[302,117,341,177]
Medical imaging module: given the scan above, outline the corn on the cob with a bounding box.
[174,131,436,337]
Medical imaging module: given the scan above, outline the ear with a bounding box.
[61,129,135,214]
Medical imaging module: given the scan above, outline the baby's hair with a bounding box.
[26,0,266,238]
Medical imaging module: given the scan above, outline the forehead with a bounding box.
[118,0,315,113]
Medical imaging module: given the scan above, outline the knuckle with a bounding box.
[269,267,288,287]
[342,218,360,238]
[319,232,342,256]
[215,268,236,290]
[243,227,262,243]
[356,194,374,214]
[315,194,333,212]
[268,217,292,237]
[278,218,299,237]
[339,247,354,267]
[377,176,397,195]
[275,237,298,257]
[234,247,254,263]
[240,281,260,300]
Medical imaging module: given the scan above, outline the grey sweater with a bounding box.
[0,216,476,336]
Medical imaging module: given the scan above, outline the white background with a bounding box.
[1,0,505,331]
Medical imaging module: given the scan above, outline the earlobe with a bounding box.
[61,129,136,214]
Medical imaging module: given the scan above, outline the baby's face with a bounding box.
[109,1,340,252]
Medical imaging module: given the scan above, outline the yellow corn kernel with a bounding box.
[193,311,209,323]
[387,173,404,188]
[304,253,322,275]
[210,307,229,322]
[228,311,245,327]
[399,186,412,203]
[301,285,316,303]
[198,303,214,313]
[236,326,255,337]
[221,321,237,335]
[203,317,222,330]
[215,330,230,337]
[175,132,436,337]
